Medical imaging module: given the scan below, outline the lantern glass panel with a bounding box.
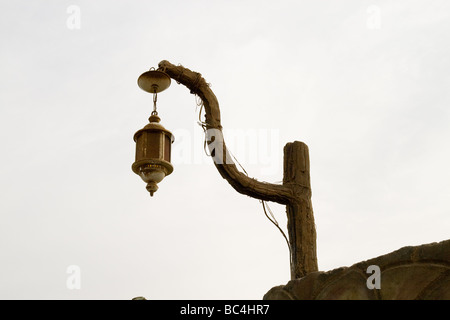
[164,135,171,162]
[145,132,162,159]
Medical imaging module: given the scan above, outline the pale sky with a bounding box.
[1,0,449,299]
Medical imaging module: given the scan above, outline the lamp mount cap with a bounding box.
[138,69,171,93]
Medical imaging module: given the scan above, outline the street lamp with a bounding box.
[132,61,318,281]
[132,69,174,196]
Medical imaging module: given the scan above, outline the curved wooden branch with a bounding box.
[158,60,305,205]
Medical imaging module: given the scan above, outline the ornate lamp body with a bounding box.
[132,114,174,196]
[132,69,173,197]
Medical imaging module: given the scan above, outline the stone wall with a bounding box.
[264,239,450,300]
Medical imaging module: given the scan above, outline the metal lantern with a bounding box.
[132,69,174,196]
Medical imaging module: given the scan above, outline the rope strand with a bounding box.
[261,200,292,267]
[194,94,291,263]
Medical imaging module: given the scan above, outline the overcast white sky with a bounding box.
[1,0,449,299]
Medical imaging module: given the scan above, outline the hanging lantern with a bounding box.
[132,69,174,196]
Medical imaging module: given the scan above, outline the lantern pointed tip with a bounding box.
[145,181,159,197]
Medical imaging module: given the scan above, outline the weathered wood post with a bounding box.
[156,60,318,280]
[283,141,318,279]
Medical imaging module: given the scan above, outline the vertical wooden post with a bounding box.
[283,141,318,279]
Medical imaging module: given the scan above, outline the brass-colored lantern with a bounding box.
[132,69,174,196]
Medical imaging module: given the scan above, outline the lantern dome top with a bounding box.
[133,114,174,143]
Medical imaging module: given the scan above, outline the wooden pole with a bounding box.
[283,141,318,279]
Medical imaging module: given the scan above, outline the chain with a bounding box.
[152,90,158,116]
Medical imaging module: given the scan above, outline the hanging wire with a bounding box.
[195,94,204,122]
[228,148,248,176]
[261,200,293,267]
[195,93,248,175]
[195,94,211,157]
[193,94,291,261]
